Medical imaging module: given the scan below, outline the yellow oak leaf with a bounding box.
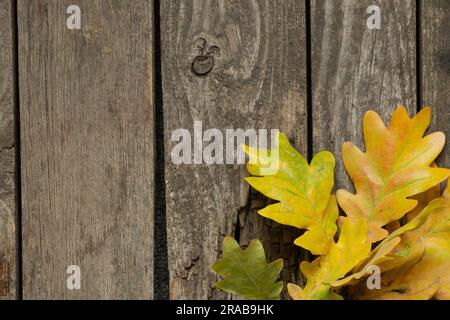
[329,237,401,288]
[331,194,446,288]
[288,218,371,300]
[352,187,450,300]
[337,106,449,242]
[243,132,338,255]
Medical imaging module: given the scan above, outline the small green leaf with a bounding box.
[212,237,283,300]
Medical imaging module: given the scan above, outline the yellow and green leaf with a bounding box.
[243,132,338,255]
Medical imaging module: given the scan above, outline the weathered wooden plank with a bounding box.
[18,0,154,299]
[162,0,307,299]
[0,0,17,300]
[311,0,417,191]
[421,0,450,168]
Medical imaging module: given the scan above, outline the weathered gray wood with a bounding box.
[421,0,449,168]
[18,0,154,299]
[162,0,307,299]
[0,0,17,300]
[312,0,417,191]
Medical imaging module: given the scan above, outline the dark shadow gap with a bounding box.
[306,0,313,162]
[11,0,23,300]
[153,0,169,300]
[416,0,422,112]
[233,212,241,243]
[296,0,314,276]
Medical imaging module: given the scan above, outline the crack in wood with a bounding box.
[0,145,15,154]
[0,257,9,297]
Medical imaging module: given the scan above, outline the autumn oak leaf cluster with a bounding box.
[212,106,450,300]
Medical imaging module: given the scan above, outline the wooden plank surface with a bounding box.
[0,0,17,300]
[311,0,417,191]
[421,0,449,168]
[162,0,307,299]
[18,0,154,299]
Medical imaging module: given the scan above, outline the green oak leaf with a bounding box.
[212,237,283,300]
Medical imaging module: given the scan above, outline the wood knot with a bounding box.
[191,38,220,77]
[192,55,214,76]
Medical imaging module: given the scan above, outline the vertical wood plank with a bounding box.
[162,0,307,299]
[18,0,154,299]
[311,0,417,191]
[421,0,449,168]
[0,0,17,300]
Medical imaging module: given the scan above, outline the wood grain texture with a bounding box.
[421,0,449,168]
[311,0,417,191]
[162,0,307,299]
[0,0,17,300]
[18,0,154,299]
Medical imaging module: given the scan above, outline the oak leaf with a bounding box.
[212,237,283,300]
[351,185,450,299]
[244,132,338,255]
[337,106,449,242]
[288,218,371,300]
[331,194,445,288]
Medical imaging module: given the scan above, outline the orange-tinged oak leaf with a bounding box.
[244,132,338,255]
[337,106,449,242]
